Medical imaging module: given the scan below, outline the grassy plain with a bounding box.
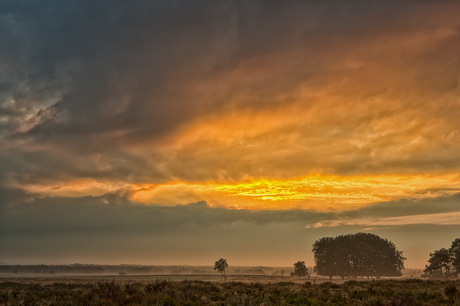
[1,275,460,305]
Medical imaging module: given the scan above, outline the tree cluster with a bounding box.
[423,238,460,280]
[312,233,405,279]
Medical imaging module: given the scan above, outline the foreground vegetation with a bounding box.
[1,279,460,305]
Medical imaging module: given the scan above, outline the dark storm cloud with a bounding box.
[1,0,241,142]
[2,0,460,185]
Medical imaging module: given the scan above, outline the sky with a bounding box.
[1,0,460,269]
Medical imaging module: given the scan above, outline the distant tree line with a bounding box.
[0,264,104,274]
[424,238,460,280]
[0,264,156,275]
[312,233,405,279]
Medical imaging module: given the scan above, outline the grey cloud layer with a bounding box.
[2,189,460,266]
[1,1,460,185]
[0,193,330,235]
[2,188,460,236]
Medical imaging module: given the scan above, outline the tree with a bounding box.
[312,236,350,279]
[451,238,460,278]
[214,258,228,281]
[312,233,405,279]
[424,238,460,280]
[293,261,310,279]
[424,248,452,279]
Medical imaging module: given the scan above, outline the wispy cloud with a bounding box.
[306,212,460,228]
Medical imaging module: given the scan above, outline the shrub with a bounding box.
[444,283,458,298]
[303,281,312,288]
[146,279,169,294]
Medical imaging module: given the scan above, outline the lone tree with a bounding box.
[214,258,228,281]
[424,238,460,280]
[293,261,310,279]
[312,233,405,279]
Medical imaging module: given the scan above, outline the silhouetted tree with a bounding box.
[293,261,310,279]
[214,258,228,281]
[451,238,460,278]
[424,239,460,280]
[424,248,452,280]
[312,233,405,279]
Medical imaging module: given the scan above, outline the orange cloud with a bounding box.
[14,174,460,211]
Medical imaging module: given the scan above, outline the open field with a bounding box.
[1,276,460,305]
[0,273,420,285]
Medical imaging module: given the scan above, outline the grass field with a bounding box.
[1,275,460,305]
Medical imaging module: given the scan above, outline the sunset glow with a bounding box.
[13,173,460,212]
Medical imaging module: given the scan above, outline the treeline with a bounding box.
[0,264,161,275]
[0,264,273,275]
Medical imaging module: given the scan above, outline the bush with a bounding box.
[146,279,169,294]
[303,281,312,288]
[444,283,458,298]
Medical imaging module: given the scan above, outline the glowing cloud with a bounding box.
[11,174,460,211]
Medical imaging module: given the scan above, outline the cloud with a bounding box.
[2,188,460,238]
[341,192,460,219]
[1,188,460,266]
[5,173,459,212]
[307,212,460,229]
[0,194,329,235]
[0,0,459,188]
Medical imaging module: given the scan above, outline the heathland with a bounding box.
[1,277,460,305]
